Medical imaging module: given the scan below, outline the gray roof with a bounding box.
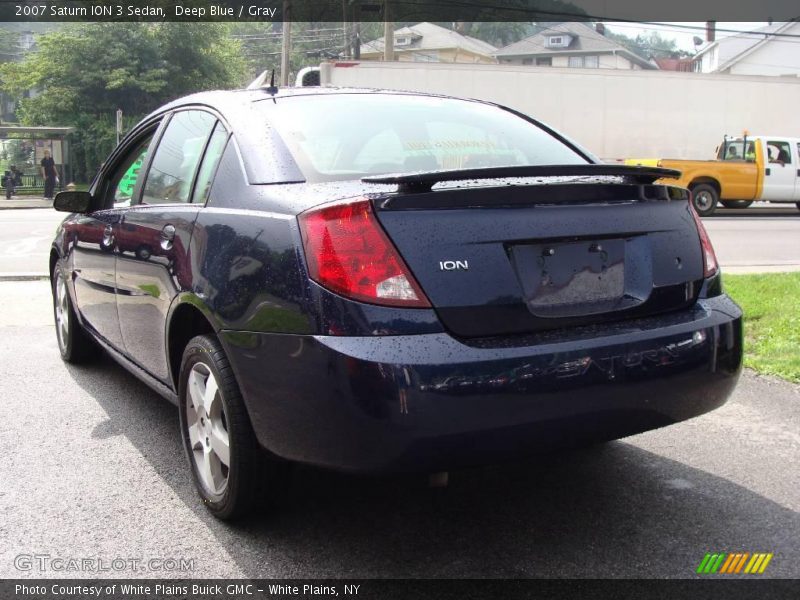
[360,22,497,58]
[494,22,655,69]
[694,22,798,72]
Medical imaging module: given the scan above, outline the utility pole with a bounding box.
[115,109,123,146]
[351,0,361,59]
[281,0,291,86]
[383,1,393,62]
[342,0,349,59]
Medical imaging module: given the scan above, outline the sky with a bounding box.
[603,22,771,52]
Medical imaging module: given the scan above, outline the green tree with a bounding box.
[232,22,352,84]
[1,23,247,181]
[605,29,691,60]
[456,22,536,48]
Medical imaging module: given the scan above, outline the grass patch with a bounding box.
[724,272,800,383]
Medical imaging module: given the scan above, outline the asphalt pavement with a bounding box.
[0,280,798,579]
[0,208,63,278]
[706,203,800,273]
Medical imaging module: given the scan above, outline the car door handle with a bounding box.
[102,225,114,248]
[160,224,176,251]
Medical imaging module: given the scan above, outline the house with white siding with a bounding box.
[693,21,800,77]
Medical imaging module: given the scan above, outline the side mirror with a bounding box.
[54,191,93,213]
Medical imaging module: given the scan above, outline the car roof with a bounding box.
[153,86,489,117]
[141,87,501,186]
[135,87,597,186]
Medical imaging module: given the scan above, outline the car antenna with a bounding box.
[265,69,278,101]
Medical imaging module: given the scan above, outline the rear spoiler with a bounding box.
[363,165,681,194]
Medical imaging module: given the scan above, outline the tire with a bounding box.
[690,183,719,217]
[796,202,800,212]
[178,334,287,520]
[720,200,753,209]
[52,262,97,363]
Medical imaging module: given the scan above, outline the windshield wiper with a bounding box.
[362,164,681,193]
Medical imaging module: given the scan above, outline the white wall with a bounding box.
[321,61,800,159]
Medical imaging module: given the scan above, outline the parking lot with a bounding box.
[0,277,798,579]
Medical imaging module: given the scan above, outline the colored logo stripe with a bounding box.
[697,552,773,574]
[745,553,774,574]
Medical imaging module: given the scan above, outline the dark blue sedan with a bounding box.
[49,88,742,519]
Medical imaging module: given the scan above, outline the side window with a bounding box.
[767,141,792,165]
[719,140,752,162]
[745,141,756,162]
[105,133,155,208]
[141,110,216,205]
[192,122,229,204]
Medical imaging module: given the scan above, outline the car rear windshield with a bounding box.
[266,94,588,182]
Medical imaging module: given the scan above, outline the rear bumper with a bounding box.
[221,295,742,473]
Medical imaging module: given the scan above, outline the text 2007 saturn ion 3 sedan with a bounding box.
[50,88,742,519]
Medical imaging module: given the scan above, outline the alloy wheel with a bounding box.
[186,363,230,496]
[55,271,69,351]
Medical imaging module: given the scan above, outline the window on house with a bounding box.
[546,35,571,48]
[584,55,599,68]
[536,57,552,66]
[568,56,583,68]
[522,58,533,65]
[412,51,438,62]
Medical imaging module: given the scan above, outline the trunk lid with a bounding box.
[372,180,703,338]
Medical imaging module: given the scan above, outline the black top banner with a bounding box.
[0,0,799,22]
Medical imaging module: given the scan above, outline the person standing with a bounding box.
[10,165,23,187]
[40,149,58,199]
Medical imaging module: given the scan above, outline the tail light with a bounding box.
[689,200,719,278]
[298,199,431,308]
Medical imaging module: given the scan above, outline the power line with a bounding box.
[607,21,800,46]
[641,20,800,40]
